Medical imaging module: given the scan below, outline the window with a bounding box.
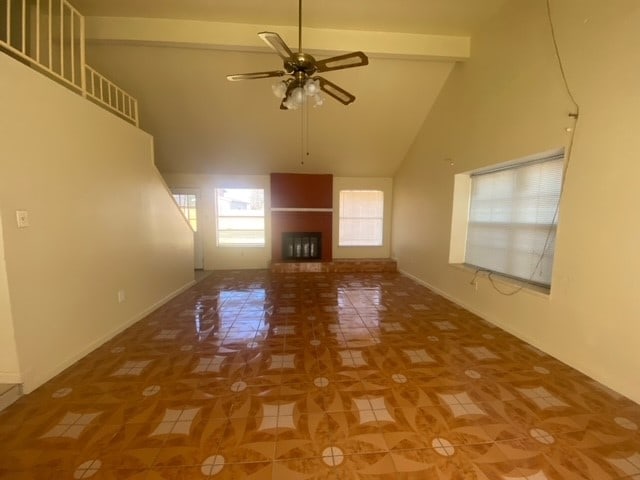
[215,188,265,246]
[465,152,563,287]
[172,193,198,231]
[339,190,384,246]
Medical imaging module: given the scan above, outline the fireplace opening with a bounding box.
[282,232,321,261]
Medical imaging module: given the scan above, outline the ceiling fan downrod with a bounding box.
[298,0,302,53]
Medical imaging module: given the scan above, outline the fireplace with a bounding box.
[282,232,321,261]
[270,173,333,262]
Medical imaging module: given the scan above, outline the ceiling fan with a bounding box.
[226,0,369,110]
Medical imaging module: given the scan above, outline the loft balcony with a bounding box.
[0,0,138,126]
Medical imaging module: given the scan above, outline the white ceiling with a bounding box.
[75,0,510,176]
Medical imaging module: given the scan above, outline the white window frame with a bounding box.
[338,190,384,247]
[215,188,265,247]
[172,192,198,231]
[453,150,564,289]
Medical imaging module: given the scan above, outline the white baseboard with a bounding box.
[0,384,22,411]
[398,269,640,404]
[398,269,545,353]
[400,269,479,313]
[21,280,196,394]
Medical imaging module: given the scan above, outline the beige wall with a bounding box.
[392,0,640,403]
[163,173,271,270]
[0,54,195,393]
[333,177,393,259]
[0,215,21,383]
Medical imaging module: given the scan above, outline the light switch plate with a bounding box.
[16,210,29,228]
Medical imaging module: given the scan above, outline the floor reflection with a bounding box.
[0,270,638,479]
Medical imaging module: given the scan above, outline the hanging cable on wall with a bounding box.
[472,0,581,296]
[547,0,580,196]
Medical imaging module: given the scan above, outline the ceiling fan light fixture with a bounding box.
[291,86,305,105]
[283,97,298,110]
[304,78,320,96]
[280,80,323,109]
[272,81,288,99]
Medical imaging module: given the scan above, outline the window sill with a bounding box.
[217,244,266,248]
[449,263,551,298]
[338,244,384,248]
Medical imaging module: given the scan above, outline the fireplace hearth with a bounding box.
[282,232,321,261]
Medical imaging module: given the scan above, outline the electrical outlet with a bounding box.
[117,290,126,303]
[16,210,29,228]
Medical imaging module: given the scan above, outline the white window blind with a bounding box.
[215,188,265,246]
[465,153,563,287]
[339,190,384,246]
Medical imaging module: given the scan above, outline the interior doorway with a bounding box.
[171,189,204,269]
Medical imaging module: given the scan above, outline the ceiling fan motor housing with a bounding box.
[285,53,317,76]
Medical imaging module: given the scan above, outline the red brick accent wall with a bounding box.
[270,173,333,261]
[270,173,332,208]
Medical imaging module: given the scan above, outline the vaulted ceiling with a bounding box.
[74,0,510,176]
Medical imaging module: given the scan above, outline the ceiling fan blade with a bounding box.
[226,70,286,81]
[258,31,294,61]
[315,76,356,105]
[315,51,369,73]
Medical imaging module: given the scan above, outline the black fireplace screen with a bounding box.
[282,232,321,260]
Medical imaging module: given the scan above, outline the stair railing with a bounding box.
[1,0,139,126]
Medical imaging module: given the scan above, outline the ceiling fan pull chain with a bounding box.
[300,101,305,165]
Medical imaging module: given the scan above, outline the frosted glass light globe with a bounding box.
[304,79,320,96]
[291,87,305,105]
[272,81,288,99]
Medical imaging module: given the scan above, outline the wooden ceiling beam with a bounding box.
[85,17,470,61]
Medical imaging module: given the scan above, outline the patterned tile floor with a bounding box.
[1,270,639,479]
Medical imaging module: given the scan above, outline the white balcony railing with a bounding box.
[0,0,139,126]
[85,65,139,126]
